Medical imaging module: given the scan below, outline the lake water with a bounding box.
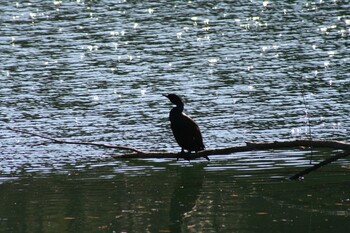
[1,0,350,232]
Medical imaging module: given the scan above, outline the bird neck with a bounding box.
[170,105,184,119]
[175,103,184,112]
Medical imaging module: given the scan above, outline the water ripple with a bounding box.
[1,0,349,173]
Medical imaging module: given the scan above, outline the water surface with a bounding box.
[1,0,349,232]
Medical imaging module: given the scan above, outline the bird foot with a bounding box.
[183,153,191,161]
[179,150,191,161]
[178,151,210,161]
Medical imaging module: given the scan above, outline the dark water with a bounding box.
[1,0,350,232]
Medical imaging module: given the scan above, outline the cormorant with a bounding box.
[163,94,209,161]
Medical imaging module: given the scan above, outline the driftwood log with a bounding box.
[8,127,350,180]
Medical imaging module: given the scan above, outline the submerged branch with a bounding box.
[289,150,350,180]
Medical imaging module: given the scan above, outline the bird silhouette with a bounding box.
[163,94,209,161]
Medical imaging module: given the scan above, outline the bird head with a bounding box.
[163,94,184,107]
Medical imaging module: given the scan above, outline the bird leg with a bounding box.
[183,152,191,161]
[177,148,185,161]
[180,148,191,161]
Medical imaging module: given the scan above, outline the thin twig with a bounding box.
[298,82,314,164]
[7,127,144,154]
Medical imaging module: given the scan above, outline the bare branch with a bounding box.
[245,139,350,151]
[8,127,350,179]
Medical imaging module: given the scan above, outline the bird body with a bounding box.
[169,108,205,153]
[163,94,208,160]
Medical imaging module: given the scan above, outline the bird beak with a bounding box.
[162,94,169,98]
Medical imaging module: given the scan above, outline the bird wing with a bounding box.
[177,112,205,150]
